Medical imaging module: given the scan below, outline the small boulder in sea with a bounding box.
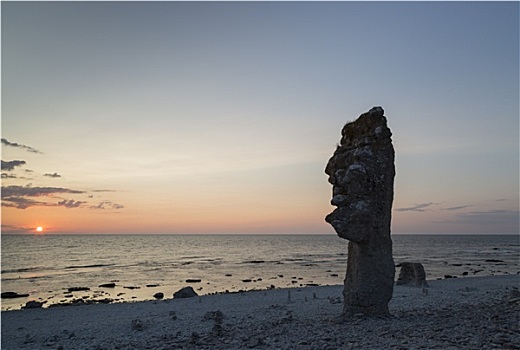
[396,262,428,287]
[153,292,164,300]
[67,287,90,292]
[23,300,43,309]
[1,292,29,299]
[173,286,198,299]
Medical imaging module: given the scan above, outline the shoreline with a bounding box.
[2,274,519,349]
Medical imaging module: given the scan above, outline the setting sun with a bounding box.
[36,226,43,233]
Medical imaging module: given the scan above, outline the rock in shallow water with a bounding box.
[1,292,29,299]
[23,300,43,309]
[325,106,395,317]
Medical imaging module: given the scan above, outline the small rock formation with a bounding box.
[396,262,428,287]
[173,286,198,299]
[23,300,43,309]
[98,283,116,288]
[325,106,396,317]
[153,292,164,300]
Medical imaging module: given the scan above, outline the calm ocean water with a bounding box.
[1,234,519,310]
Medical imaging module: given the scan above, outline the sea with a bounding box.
[1,234,518,310]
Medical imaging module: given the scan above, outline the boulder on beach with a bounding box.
[153,292,164,300]
[23,300,43,309]
[185,279,202,283]
[396,262,429,287]
[99,283,116,288]
[173,286,198,299]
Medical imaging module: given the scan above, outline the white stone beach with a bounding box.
[2,274,519,349]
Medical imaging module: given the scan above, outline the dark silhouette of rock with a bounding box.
[153,292,164,299]
[325,106,396,317]
[396,262,429,287]
[1,292,29,299]
[173,286,198,299]
[23,300,43,309]
[99,283,116,288]
[185,278,202,283]
[67,287,90,292]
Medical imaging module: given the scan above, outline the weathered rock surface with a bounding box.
[396,262,429,287]
[325,106,396,317]
[173,286,198,299]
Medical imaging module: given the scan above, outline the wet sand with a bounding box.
[2,275,519,349]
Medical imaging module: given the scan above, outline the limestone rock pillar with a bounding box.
[325,106,396,317]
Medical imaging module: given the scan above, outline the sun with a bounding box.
[36,226,43,233]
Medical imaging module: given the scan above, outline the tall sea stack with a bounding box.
[325,106,395,317]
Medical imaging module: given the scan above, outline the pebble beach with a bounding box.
[2,274,519,350]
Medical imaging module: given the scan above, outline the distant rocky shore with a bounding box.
[2,257,519,312]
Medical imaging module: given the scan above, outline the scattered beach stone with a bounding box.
[67,287,90,292]
[146,284,160,287]
[98,283,116,288]
[396,262,429,287]
[173,286,198,299]
[131,319,144,331]
[153,292,164,300]
[325,106,395,317]
[123,286,140,290]
[23,300,43,309]
[1,292,29,299]
[185,278,202,283]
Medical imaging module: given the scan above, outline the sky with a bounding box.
[1,1,519,235]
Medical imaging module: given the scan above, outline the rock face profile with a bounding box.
[325,106,396,317]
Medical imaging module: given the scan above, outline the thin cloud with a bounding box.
[395,202,436,212]
[1,160,26,171]
[1,196,52,209]
[1,138,42,154]
[44,172,62,178]
[444,205,474,211]
[1,185,85,197]
[58,199,86,208]
[1,224,33,233]
[453,210,519,231]
[91,200,125,210]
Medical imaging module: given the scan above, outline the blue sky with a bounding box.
[2,1,518,234]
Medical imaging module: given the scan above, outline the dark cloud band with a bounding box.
[1,160,26,171]
[1,138,42,154]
